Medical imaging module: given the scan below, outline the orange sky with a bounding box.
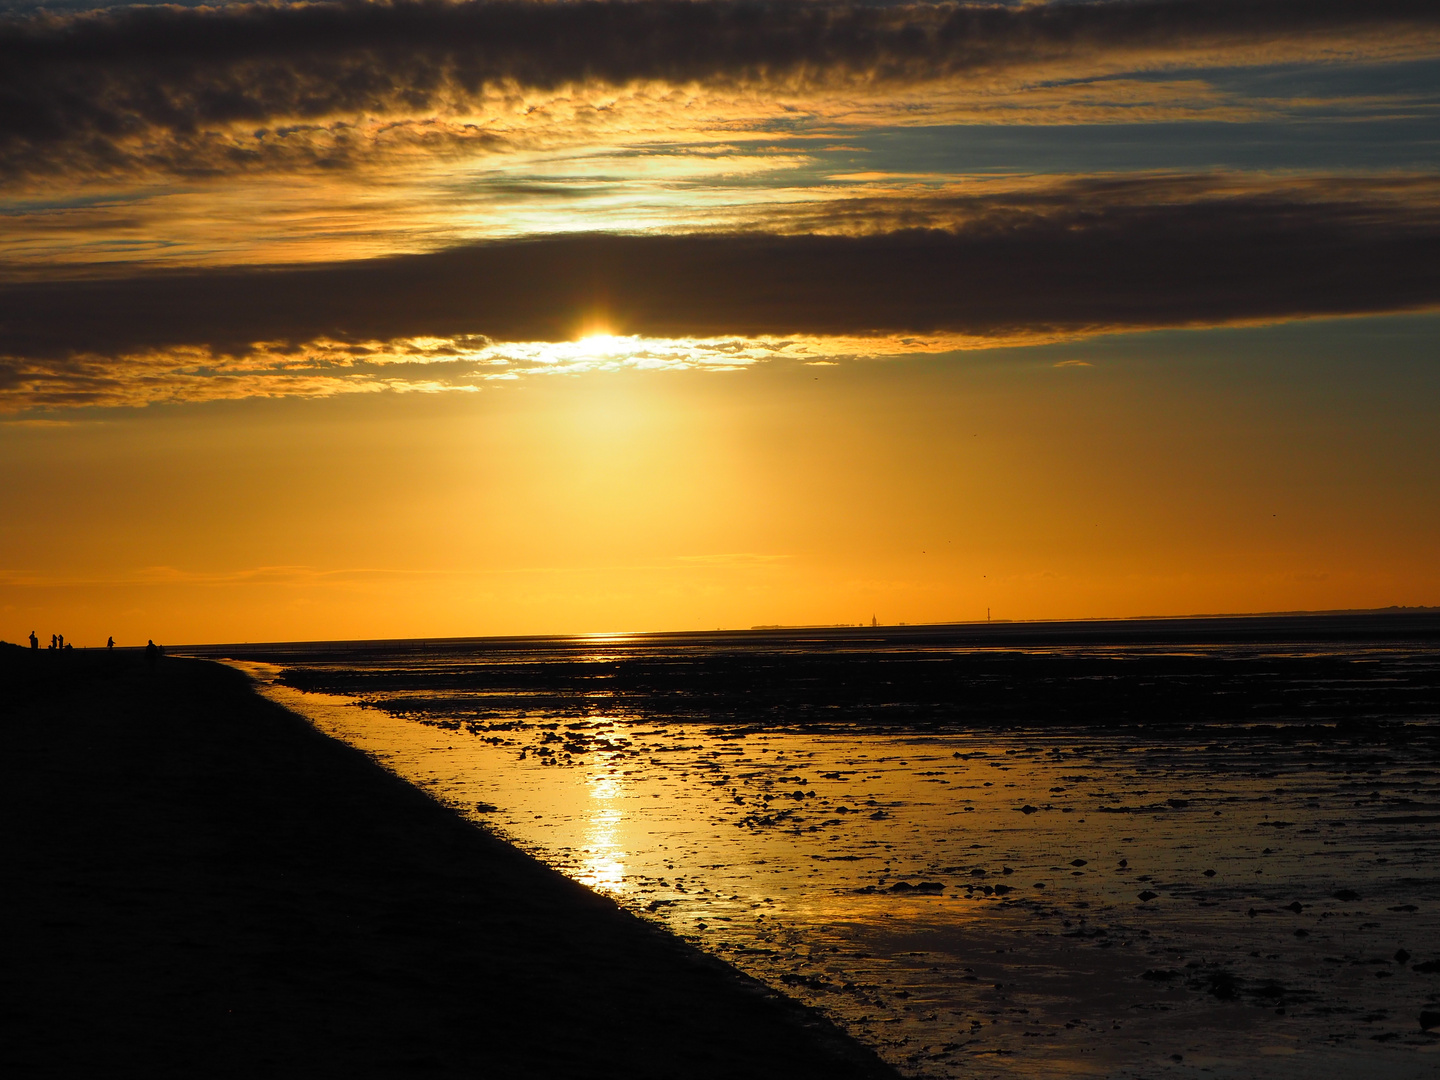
[4,318,1436,645]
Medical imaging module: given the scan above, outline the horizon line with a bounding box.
[157,604,1440,654]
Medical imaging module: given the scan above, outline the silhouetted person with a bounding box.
[146,639,159,668]
[106,636,114,650]
[29,630,37,650]
[57,634,64,650]
[50,634,56,650]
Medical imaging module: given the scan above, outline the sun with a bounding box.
[576,330,644,358]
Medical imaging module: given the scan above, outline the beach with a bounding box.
[186,618,1440,1078]
[0,644,896,1078]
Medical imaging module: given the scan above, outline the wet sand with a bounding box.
[181,615,1440,1077]
[249,667,1440,1079]
[0,645,896,1079]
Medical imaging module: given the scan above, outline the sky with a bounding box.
[2,0,1438,644]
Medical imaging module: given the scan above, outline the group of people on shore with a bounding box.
[29,631,112,651]
[27,632,156,661]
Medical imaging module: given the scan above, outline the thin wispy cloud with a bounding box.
[0,330,1000,412]
[0,145,823,271]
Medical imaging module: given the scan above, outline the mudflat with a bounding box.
[0,645,895,1079]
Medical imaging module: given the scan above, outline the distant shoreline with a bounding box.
[170,606,1440,657]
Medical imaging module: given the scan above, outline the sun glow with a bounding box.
[576,332,641,356]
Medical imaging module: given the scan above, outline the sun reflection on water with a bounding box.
[579,762,627,893]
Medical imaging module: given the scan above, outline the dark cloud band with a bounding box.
[3,0,1438,178]
[3,177,1438,366]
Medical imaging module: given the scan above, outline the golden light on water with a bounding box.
[580,763,628,893]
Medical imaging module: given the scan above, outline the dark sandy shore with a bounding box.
[0,645,896,1079]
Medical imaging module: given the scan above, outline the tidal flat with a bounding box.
[201,615,1440,1079]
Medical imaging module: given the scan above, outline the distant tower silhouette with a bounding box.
[871,614,877,627]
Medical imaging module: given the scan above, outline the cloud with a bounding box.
[3,0,1437,181]
[2,171,1438,410]
[0,332,899,411]
[0,329,1012,411]
[758,171,1440,235]
[0,142,823,272]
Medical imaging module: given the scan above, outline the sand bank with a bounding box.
[0,646,895,1078]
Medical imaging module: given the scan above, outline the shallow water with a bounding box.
[211,627,1440,1079]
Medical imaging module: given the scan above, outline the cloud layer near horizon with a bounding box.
[4,0,1438,181]
[4,172,1439,410]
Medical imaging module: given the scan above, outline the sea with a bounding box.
[181,614,1440,1079]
